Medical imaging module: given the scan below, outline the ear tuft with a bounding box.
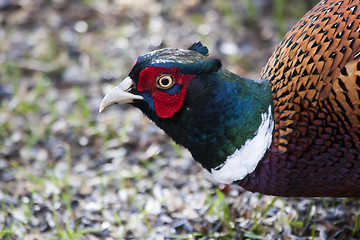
[211,59,222,71]
[180,59,222,74]
[197,59,222,73]
[188,42,209,56]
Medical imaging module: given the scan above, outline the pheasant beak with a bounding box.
[99,77,143,113]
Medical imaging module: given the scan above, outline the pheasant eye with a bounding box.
[156,74,174,89]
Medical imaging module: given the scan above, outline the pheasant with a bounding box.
[99,0,360,197]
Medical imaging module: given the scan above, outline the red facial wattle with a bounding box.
[137,66,194,118]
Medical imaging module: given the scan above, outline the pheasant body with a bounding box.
[100,0,360,197]
[245,0,360,197]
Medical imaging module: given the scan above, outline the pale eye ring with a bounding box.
[156,74,174,89]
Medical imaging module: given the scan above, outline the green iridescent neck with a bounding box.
[152,69,273,170]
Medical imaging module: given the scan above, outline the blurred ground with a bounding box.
[1,0,360,239]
